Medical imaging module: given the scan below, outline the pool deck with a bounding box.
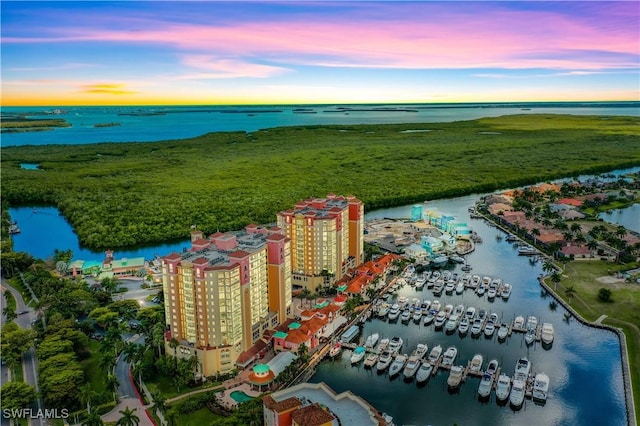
[216,383,261,409]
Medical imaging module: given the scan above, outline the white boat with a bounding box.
[377,338,390,352]
[350,346,367,364]
[329,342,342,358]
[403,356,421,380]
[486,359,499,376]
[497,324,509,341]
[414,343,429,360]
[378,304,389,318]
[509,378,526,407]
[442,346,457,366]
[514,357,531,381]
[471,275,481,288]
[415,276,426,290]
[445,314,460,333]
[423,310,436,326]
[489,312,499,324]
[453,304,465,317]
[431,255,449,267]
[376,351,393,372]
[388,304,401,321]
[447,365,464,389]
[470,354,483,372]
[496,373,512,401]
[525,328,536,345]
[458,317,470,335]
[430,299,441,311]
[364,353,379,368]
[456,281,465,294]
[434,311,447,329]
[470,318,483,336]
[389,354,407,377]
[400,309,411,323]
[465,306,476,320]
[477,372,494,398]
[501,283,512,299]
[415,361,433,383]
[526,315,538,331]
[541,323,554,345]
[398,296,408,307]
[487,287,497,300]
[444,281,455,294]
[443,304,454,317]
[518,245,537,256]
[532,372,550,402]
[412,308,423,323]
[450,255,465,263]
[389,336,403,354]
[514,315,525,330]
[432,282,443,296]
[427,345,443,363]
[365,333,379,348]
[482,276,492,286]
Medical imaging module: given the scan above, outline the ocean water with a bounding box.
[2,102,639,146]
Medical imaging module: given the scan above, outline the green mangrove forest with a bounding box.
[2,114,640,249]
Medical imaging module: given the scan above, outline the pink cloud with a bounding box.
[3,5,638,71]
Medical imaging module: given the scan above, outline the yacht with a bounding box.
[443,304,454,317]
[400,309,411,323]
[427,345,443,364]
[470,354,483,372]
[470,318,484,337]
[430,300,441,311]
[532,373,550,402]
[414,343,429,360]
[376,351,393,373]
[509,378,526,408]
[389,354,407,377]
[447,365,464,389]
[541,323,555,345]
[415,361,434,383]
[389,336,404,354]
[445,314,460,334]
[378,338,390,352]
[465,306,476,320]
[412,307,423,323]
[415,276,426,290]
[476,284,486,296]
[471,275,481,288]
[388,304,401,321]
[403,356,421,380]
[421,299,431,311]
[518,245,538,256]
[453,304,465,317]
[487,286,497,300]
[442,346,458,366]
[497,324,509,341]
[489,312,499,324]
[364,353,379,368]
[444,281,455,294]
[434,311,447,329]
[442,270,452,282]
[526,315,538,331]
[329,342,342,358]
[378,304,390,318]
[496,373,512,402]
[514,357,531,381]
[501,283,512,299]
[456,281,465,294]
[458,317,470,335]
[477,372,494,398]
[513,315,525,331]
[350,346,367,364]
[486,359,499,376]
[365,333,380,348]
[432,282,443,296]
[423,310,436,325]
[524,328,536,346]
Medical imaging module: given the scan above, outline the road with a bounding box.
[0,278,44,426]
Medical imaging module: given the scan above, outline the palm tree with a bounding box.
[542,260,555,275]
[570,223,582,234]
[151,390,166,415]
[152,323,166,358]
[565,285,576,302]
[165,409,178,426]
[550,271,561,291]
[530,228,540,245]
[116,407,140,426]
[81,411,104,426]
[169,337,180,371]
[616,226,627,239]
[106,374,120,402]
[79,383,97,414]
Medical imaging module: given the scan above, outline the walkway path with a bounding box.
[595,314,608,324]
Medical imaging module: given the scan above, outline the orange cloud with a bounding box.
[80,83,137,95]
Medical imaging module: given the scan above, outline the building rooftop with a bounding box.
[291,403,335,426]
[279,195,352,219]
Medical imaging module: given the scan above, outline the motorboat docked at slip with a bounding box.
[441,346,458,366]
[423,310,436,325]
[541,323,555,345]
[509,378,526,408]
[350,346,367,364]
[525,328,536,345]
[501,283,512,299]
[389,336,403,354]
[514,357,531,381]
[365,333,379,348]
[458,317,470,335]
[496,373,512,401]
[497,323,509,340]
[445,314,460,333]
[470,318,484,336]
[427,345,442,363]
[403,356,421,380]
[447,365,464,389]
[389,354,407,377]
[329,342,342,358]
[470,354,483,372]
[376,351,393,372]
[388,304,401,321]
[434,311,447,329]
[414,343,429,359]
[477,372,494,398]
[532,373,550,402]
[415,361,434,383]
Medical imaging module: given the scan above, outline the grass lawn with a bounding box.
[80,340,108,395]
[14,356,24,382]
[549,259,640,419]
[4,290,17,311]
[175,407,225,426]
[8,277,32,306]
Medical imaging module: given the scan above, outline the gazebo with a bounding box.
[247,364,276,392]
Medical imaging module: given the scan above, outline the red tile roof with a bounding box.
[164,253,181,261]
[192,257,209,265]
[263,395,301,412]
[291,403,335,426]
[557,198,583,207]
[229,250,252,258]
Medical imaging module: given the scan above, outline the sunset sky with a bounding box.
[2,1,639,106]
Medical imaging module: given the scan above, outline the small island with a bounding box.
[0,117,71,133]
[93,122,122,128]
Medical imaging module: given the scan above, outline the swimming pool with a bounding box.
[229,390,254,403]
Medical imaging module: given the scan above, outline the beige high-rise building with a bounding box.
[162,225,291,376]
[277,194,363,291]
